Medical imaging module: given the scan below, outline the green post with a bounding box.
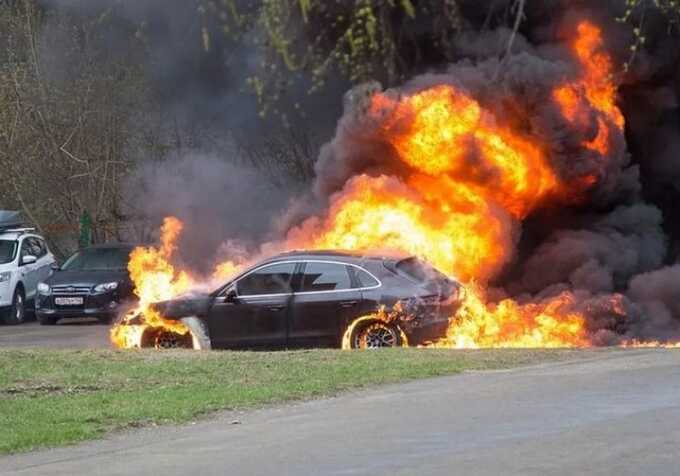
[79,211,92,248]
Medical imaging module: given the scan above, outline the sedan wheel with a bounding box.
[154,330,193,349]
[353,322,400,349]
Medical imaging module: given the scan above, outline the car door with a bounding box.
[207,262,296,348]
[18,238,40,299]
[289,261,362,346]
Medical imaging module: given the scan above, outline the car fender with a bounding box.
[180,316,212,350]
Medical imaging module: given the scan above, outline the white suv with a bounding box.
[0,229,56,325]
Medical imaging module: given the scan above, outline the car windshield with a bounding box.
[0,240,17,264]
[62,247,131,271]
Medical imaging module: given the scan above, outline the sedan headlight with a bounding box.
[37,282,51,295]
[0,271,11,284]
[94,281,119,293]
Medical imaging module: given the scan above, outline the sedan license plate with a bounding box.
[55,297,84,306]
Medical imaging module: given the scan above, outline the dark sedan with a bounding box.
[132,250,465,349]
[35,244,136,325]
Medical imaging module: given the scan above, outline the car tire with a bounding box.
[38,314,59,325]
[349,320,403,349]
[2,288,26,325]
[140,317,212,350]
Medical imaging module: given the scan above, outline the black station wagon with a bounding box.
[126,250,465,349]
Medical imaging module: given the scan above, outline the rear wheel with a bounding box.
[350,321,402,349]
[3,288,26,325]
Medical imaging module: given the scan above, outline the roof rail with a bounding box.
[0,227,36,235]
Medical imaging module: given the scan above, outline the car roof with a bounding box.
[0,231,41,241]
[264,249,412,264]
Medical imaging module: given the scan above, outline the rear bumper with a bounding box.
[404,317,450,344]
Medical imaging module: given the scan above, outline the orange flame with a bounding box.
[285,20,623,348]
[111,216,246,349]
[111,21,677,350]
[554,21,624,156]
[429,286,589,349]
[110,217,194,348]
[620,340,680,349]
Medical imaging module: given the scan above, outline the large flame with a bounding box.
[111,217,245,348]
[553,21,624,156]
[284,19,622,348]
[111,21,676,350]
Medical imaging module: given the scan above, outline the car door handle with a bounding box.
[266,305,285,312]
[340,300,358,308]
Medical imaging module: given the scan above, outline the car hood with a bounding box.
[0,262,15,274]
[45,269,130,287]
[149,293,212,319]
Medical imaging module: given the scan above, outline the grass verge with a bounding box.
[1,347,587,454]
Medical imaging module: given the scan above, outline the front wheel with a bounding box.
[140,317,212,350]
[2,288,26,325]
[152,329,194,349]
[349,321,403,349]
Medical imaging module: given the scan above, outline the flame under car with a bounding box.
[118,251,464,350]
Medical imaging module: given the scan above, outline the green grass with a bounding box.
[0,348,588,454]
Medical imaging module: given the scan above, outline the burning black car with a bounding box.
[121,250,464,350]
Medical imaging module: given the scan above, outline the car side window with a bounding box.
[20,239,33,257]
[300,262,351,292]
[36,238,48,257]
[237,263,296,296]
[354,268,379,288]
[28,238,45,257]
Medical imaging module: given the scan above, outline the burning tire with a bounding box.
[140,316,212,350]
[152,330,193,349]
[349,320,403,349]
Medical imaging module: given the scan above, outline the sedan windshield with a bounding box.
[62,247,131,271]
[0,240,17,264]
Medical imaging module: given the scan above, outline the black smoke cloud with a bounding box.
[39,1,680,341]
[124,153,295,271]
[284,1,680,341]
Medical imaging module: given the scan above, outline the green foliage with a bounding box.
[0,347,583,454]
[203,0,462,117]
[617,0,680,72]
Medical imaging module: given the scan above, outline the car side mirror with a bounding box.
[224,288,238,303]
[21,255,37,265]
[51,263,61,271]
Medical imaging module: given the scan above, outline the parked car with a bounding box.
[35,243,136,325]
[0,219,57,325]
[129,250,465,350]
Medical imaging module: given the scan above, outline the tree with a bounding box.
[202,0,463,116]
[0,1,150,254]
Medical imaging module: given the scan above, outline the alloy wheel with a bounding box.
[154,330,192,349]
[355,322,398,349]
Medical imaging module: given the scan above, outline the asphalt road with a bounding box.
[0,320,111,349]
[2,349,679,475]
